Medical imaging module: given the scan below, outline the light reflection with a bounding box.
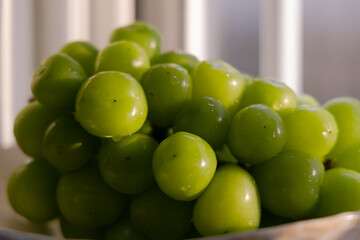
[245,193,250,202]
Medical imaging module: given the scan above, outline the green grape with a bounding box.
[130,187,193,240]
[75,71,147,139]
[191,59,245,116]
[105,218,149,240]
[193,164,260,236]
[215,144,238,164]
[152,132,217,201]
[227,104,286,165]
[31,53,87,110]
[259,208,292,228]
[173,96,230,150]
[240,78,297,116]
[110,21,161,60]
[252,150,324,220]
[297,93,320,107]
[95,41,150,81]
[138,119,153,135]
[99,133,158,194]
[57,165,126,227]
[14,101,62,159]
[140,64,192,128]
[59,41,98,77]
[333,144,360,173]
[242,73,254,86]
[7,160,60,222]
[314,168,360,218]
[324,97,360,158]
[151,50,199,72]
[282,105,338,159]
[43,115,101,171]
[60,216,104,239]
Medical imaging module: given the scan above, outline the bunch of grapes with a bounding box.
[7,21,360,240]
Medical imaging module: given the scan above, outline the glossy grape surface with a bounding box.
[314,168,360,218]
[31,53,87,110]
[14,101,62,159]
[324,97,360,158]
[151,50,199,72]
[95,41,150,81]
[7,160,60,222]
[140,63,192,127]
[75,71,147,138]
[191,59,245,116]
[227,104,286,164]
[282,105,338,159]
[57,166,126,227]
[193,164,260,236]
[153,132,217,201]
[252,150,324,220]
[130,187,193,240]
[240,78,297,116]
[99,133,158,194]
[43,115,101,171]
[59,41,98,77]
[173,96,230,150]
[110,21,161,60]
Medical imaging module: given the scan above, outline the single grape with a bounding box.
[152,132,217,201]
[59,41,98,77]
[31,53,87,110]
[240,78,297,116]
[43,115,101,171]
[110,21,161,60]
[252,150,324,220]
[191,59,245,116]
[7,160,60,222]
[99,133,158,194]
[60,216,104,240]
[95,41,150,81]
[57,165,126,227]
[14,101,62,159]
[173,96,230,150]
[324,97,360,158]
[75,71,147,139]
[227,104,286,165]
[193,164,260,236]
[130,187,193,240]
[314,168,360,218]
[282,105,338,159]
[151,50,199,72]
[105,218,149,240]
[297,93,320,107]
[140,63,192,128]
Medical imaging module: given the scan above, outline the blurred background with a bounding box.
[1,0,360,147]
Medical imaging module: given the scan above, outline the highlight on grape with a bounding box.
[8,21,360,240]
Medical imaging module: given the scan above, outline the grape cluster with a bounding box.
[7,21,360,240]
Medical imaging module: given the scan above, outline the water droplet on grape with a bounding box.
[112,136,122,142]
